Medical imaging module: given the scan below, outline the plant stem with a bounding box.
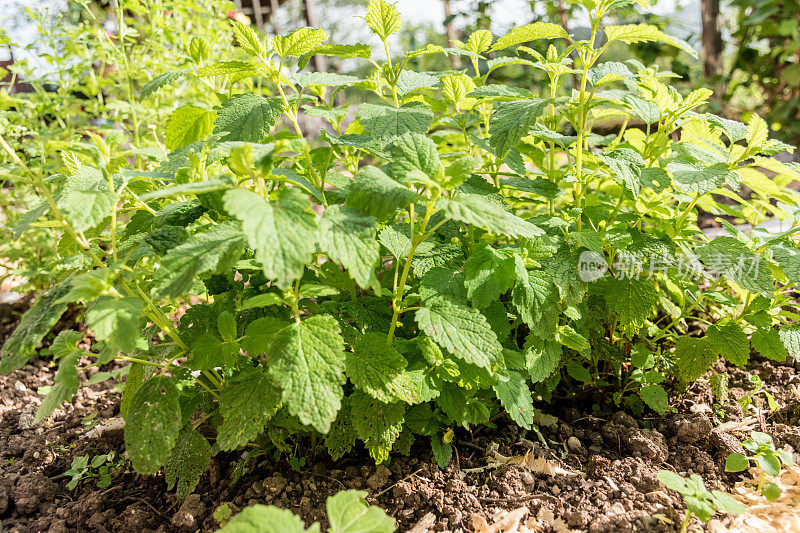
[680,510,692,533]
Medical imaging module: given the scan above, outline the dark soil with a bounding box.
[1,295,799,533]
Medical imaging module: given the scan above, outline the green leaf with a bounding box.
[327,490,396,533]
[12,199,48,239]
[189,333,239,370]
[639,384,669,414]
[463,243,517,309]
[294,72,361,87]
[140,69,187,99]
[241,292,284,310]
[58,168,117,233]
[444,156,483,188]
[523,335,562,383]
[165,105,215,150]
[0,280,71,373]
[757,454,781,477]
[437,193,543,239]
[674,337,715,382]
[746,114,769,150]
[319,206,380,291]
[197,60,257,78]
[669,162,734,196]
[513,260,560,337]
[416,296,502,370]
[266,315,345,433]
[588,61,634,85]
[431,433,453,468]
[230,20,266,56]
[491,22,567,51]
[604,24,697,58]
[217,366,282,451]
[35,352,80,423]
[154,221,245,298]
[164,427,211,500]
[325,397,356,461]
[707,321,750,368]
[710,490,746,514]
[696,237,774,296]
[218,505,313,533]
[224,188,317,290]
[346,332,418,404]
[779,325,800,359]
[357,102,433,141]
[85,297,143,355]
[124,376,182,474]
[489,99,548,158]
[724,453,749,472]
[350,391,405,463]
[493,370,534,429]
[602,278,658,335]
[598,148,645,198]
[394,70,440,96]
[298,43,372,69]
[387,132,442,181]
[213,94,283,143]
[346,166,423,220]
[657,470,689,494]
[273,27,328,58]
[364,0,402,41]
[760,482,781,502]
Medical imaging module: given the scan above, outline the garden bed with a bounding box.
[1,294,798,533]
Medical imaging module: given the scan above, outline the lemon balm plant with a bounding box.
[2,0,800,498]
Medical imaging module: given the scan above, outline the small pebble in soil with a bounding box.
[567,436,582,451]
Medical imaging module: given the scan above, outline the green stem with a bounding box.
[680,510,692,533]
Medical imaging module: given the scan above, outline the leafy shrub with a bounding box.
[657,470,745,532]
[2,0,800,498]
[725,430,794,501]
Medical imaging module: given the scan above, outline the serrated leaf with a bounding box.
[218,505,313,533]
[318,206,380,291]
[387,132,442,181]
[416,295,502,370]
[213,94,283,143]
[463,243,516,309]
[189,333,239,370]
[746,114,769,149]
[224,188,317,290]
[0,280,71,373]
[604,24,697,58]
[165,105,215,150]
[394,70,440,96]
[707,321,750,368]
[493,370,534,429]
[140,69,187,99]
[124,376,182,474]
[327,489,396,533]
[35,352,80,423]
[325,397,356,460]
[347,332,418,404]
[230,20,266,56]
[489,99,548,158]
[696,237,774,296]
[640,384,669,414]
[437,193,543,239]
[273,27,328,58]
[197,60,257,77]
[598,148,645,198]
[346,166,423,220]
[603,278,658,335]
[779,325,800,359]
[298,43,371,69]
[86,297,143,354]
[491,22,567,51]
[350,391,405,463]
[164,427,211,499]
[154,221,246,298]
[294,72,361,87]
[588,61,634,85]
[674,337,715,382]
[357,102,433,141]
[669,161,734,196]
[12,199,48,239]
[266,315,345,433]
[513,259,560,337]
[365,0,402,41]
[217,366,282,451]
[58,168,117,233]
